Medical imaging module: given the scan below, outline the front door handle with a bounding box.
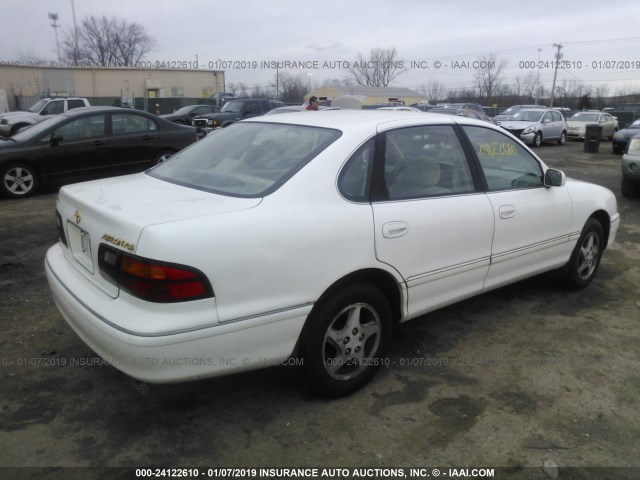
[499,204,516,219]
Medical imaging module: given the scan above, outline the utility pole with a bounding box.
[71,0,79,65]
[549,43,563,107]
[48,12,61,63]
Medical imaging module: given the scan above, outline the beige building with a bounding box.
[306,85,428,107]
[0,64,226,111]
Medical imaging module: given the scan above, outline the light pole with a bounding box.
[48,12,61,63]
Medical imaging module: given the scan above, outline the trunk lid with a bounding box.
[56,172,261,297]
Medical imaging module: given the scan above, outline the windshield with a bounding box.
[172,106,195,115]
[220,100,245,113]
[511,111,544,122]
[27,99,49,113]
[570,113,600,122]
[10,115,66,141]
[148,122,341,197]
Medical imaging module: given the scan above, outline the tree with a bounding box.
[347,47,406,87]
[474,53,507,101]
[274,72,308,103]
[418,79,445,103]
[62,15,156,67]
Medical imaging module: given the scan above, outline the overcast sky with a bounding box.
[2,0,640,97]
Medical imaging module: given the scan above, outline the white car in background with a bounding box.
[566,111,619,140]
[46,111,620,397]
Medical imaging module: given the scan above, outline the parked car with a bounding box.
[429,104,495,123]
[621,132,640,197]
[612,119,640,154]
[160,105,220,125]
[500,109,567,147]
[0,106,196,198]
[482,106,506,118]
[494,104,547,123]
[45,110,619,397]
[264,105,340,115]
[0,97,90,137]
[377,106,422,112]
[566,111,618,140]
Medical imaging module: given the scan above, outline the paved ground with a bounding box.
[0,139,639,480]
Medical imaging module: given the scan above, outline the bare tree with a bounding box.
[275,72,308,103]
[347,47,406,87]
[474,53,507,101]
[62,15,155,67]
[418,79,445,103]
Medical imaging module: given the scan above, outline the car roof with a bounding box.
[247,109,488,132]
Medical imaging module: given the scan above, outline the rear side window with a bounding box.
[338,138,375,202]
[463,126,544,191]
[67,99,86,110]
[112,113,158,135]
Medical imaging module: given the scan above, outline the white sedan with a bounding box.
[45,111,620,397]
[566,111,619,140]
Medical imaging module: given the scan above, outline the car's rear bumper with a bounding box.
[45,243,309,383]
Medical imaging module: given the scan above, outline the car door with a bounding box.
[108,112,160,170]
[600,114,615,138]
[461,125,573,290]
[35,113,109,179]
[541,111,560,140]
[370,124,494,318]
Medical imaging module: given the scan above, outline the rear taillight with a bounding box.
[55,210,68,246]
[98,244,213,303]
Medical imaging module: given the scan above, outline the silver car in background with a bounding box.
[500,109,567,147]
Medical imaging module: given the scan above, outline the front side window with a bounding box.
[383,125,475,200]
[47,114,106,142]
[41,100,64,115]
[148,122,341,197]
[463,126,544,191]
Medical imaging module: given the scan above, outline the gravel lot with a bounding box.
[0,139,639,480]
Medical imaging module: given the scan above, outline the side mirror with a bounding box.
[50,134,63,146]
[544,168,565,187]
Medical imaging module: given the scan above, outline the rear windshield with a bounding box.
[147,122,341,197]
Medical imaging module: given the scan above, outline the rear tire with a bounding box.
[299,284,392,398]
[560,218,604,290]
[153,150,175,165]
[557,131,566,145]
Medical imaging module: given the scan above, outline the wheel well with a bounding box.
[2,159,40,179]
[590,210,611,248]
[11,123,32,135]
[291,268,403,358]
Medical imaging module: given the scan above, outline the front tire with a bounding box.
[300,284,392,397]
[560,218,604,290]
[533,132,542,147]
[1,162,38,198]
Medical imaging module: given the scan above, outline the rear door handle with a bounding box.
[382,221,409,238]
